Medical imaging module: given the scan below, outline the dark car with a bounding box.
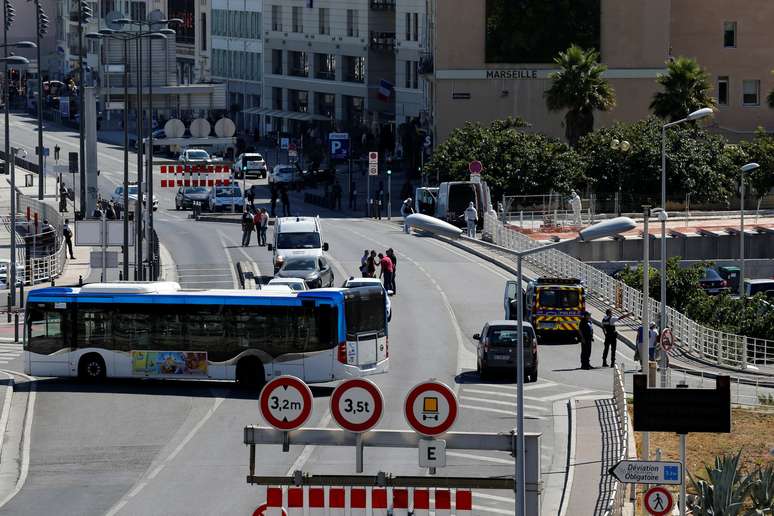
[474,321,538,382]
[175,187,210,210]
[276,256,334,289]
[717,266,741,293]
[699,268,730,295]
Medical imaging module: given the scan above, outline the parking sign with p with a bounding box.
[329,132,350,159]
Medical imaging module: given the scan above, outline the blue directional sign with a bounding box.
[329,132,350,160]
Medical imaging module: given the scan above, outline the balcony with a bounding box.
[370,0,395,9]
[316,70,335,81]
[288,68,309,78]
[369,31,396,51]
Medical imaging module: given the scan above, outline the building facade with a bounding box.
[426,0,774,145]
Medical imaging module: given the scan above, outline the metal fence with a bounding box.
[483,212,774,370]
[604,365,630,516]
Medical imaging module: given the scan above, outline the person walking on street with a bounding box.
[360,250,369,277]
[461,202,478,238]
[378,252,394,293]
[59,183,68,212]
[636,322,659,366]
[375,182,384,220]
[386,248,398,294]
[106,201,116,220]
[400,197,414,233]
[241,209,254,246]
[578,311,594,369]
[256,208,268,246]
[246,187,255,209]
[63,218,75,259]
[281,185,291,216]
[367,250,377,278]
[601,309,631,367]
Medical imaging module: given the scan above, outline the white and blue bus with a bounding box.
[24,282,388,384]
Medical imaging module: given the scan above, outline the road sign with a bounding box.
[89,251,119,268]
[644,486,673,516]
[69,152,78,174]
[468,160,483,175]
[368,151,378,164]
[418,439,446,468]
[280,137,290,150]
[36,146,50,157]
[608,460,682,485]
[288,149,298,158]
[329,133,350,159]
[288,142,297,152]
[404,380,458,437]
[660,327,674,351]
[259,376,314,431]
[369,163,378,176]
[252,504,287,516]
[423,135,432,148]
[330,378,384,433]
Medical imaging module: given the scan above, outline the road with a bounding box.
[0,113,768,515]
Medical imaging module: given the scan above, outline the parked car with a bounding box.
[233,153,268,179]
[267,277,308,292]
[717,266,741,293]
[179,148,213,164]
[744,278,774,298]
[699,268,730,295]
[207,185,244,212]
[174,186,209,210]
[474,321,538,381]
[342,277,392,321]
[275,256,334,289]
[269,165,297,185]
[111,183,159,213]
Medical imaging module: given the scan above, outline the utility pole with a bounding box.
[34,0,47,200]
[135,35,143,279]
[3,0,12,177]
[78,0,89,217]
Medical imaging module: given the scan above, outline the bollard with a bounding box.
[51,277,55,287]
[79,275,83,287]
[13,313,18,342]
[119,270,123,281]
[6,294,10,323]
[19,283,23,308]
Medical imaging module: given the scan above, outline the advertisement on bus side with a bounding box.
[132,351,208,377]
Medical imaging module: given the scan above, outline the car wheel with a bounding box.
[175,201,180,211]
[527,366,538,383]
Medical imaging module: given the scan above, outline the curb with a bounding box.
[157,240,178,284]
[558,398,577,516]
[0,372,13,462]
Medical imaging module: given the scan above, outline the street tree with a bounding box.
[738,128,774,211]
[650,56,716,122]
[544,45,616,147]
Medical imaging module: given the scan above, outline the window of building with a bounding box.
[717,76,729,106]
[272,49,283,75]
[405,12,411,41]
[723,21,736,48]
[404,60,411,88]
[201,13,207,51]
[319,7,330,35]
[315,53,336,80]
[412,60,418,88]
[742,79,759,106]
[272,87,283,110]
[412,13,418,41]
[292,6,303,33]
[288,51,308,77]
[347,9,359,37]
[130,1,145,21]
[272,5,282,31]
[342,56,365,82]
[315,92,335,118]
[288,90,309,113]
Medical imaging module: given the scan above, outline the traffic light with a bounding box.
[36,3,48,37]
[68,152,78,174]
[4,0,14,31]
[54,145,60,161]
[79,0,92,23]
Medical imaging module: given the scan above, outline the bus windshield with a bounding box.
[345,286,386,334]
[277,232,321,249]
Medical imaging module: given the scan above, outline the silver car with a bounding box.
[474,321,538,382]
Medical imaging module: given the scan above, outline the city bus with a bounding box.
[24,282,389,385]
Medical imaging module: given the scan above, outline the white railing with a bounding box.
[604,365,629,516]
[484,212,774,370]
[26,238,66,284]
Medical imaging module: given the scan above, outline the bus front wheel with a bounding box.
[236,357,265,389]
[78,353,106,381]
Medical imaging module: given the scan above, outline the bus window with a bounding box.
[76,305,114,349]
[152,306,187,350]
[345,289,386,335]
[114,307,152,351]
[26,308,65,355]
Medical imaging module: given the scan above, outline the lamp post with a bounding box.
[739,162,760,297]
[76,0,92,217]
[2,43,35,177]
[3,0,16,175]
[659,108,713,335]
[509,216,636,516]
[33,0,48,200]
[610,138,630,216]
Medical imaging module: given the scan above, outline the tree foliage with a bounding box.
[650,56,717,122]
[617,257,708,313]
[545,45,616,147]
[423,118,584,199]
[738,128,774,202]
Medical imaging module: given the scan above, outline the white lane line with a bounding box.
[0,370,37,510]
[523,381,559,391]
[0,372,13,461]
[460,395,547,411]
[219,233,239,289]
[225,237,263,287]
[462,388,518,399]
[285,412,332,475]
[447,451,514,465]
[475,492,517,503]
[104,397,225,516]
[460,404,542,418]
[473,504,518,514]
[525,390,594,402]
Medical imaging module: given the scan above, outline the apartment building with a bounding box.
[426,0,774,145]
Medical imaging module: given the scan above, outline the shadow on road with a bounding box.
[455,370,516,385]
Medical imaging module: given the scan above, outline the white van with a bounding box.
[268,216,329,273]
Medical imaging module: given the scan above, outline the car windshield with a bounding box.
[703,269,723,281]
[215,187,241,196]
[278,167,294,175]
[347,281,379,289]
[184,187,207,194]
[187,150,209,159]
[276,232,321,249]
[538,288,580,308]
[488,328,534,347]
[282,258,317,271]
[128,186,138,195]
[244,155,263,163]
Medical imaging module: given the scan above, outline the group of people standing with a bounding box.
[578,308,661,370]
[240,207,269,247]
[360,248,398,293]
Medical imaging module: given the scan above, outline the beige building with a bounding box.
[426,0,774,145]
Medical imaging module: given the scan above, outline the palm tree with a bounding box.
[545,45,616,147]
[650,56,716,121]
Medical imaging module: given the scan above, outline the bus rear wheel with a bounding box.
[78,353,106,381]
[236,357,265,389]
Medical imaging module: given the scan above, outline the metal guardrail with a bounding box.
[483,212,774,371]
[605,365,629,516]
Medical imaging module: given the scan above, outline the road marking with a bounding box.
[460,395,546,411]
[475,492,517,503]
[525,390,594,402]
[463,388,519,398]
[0,370,37,510]
[0,372,13,462]
[473,504,518,514]
[104,396,225,516]
[523,381,559,391]
[285,411,332,475]
[460,404,542,418]
[447,451,514,465]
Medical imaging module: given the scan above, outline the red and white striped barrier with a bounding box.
[158,163,233,188]
[258,486,473,515]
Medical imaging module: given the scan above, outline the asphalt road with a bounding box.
[0,114,770,515]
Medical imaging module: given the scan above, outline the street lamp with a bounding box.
[2,42,35,180]
[739,162,760,297]
[32,0,49,201]
[510,216,636,516]
[76,0,93,217]
[659,107,713,337]
[610,138,631,215]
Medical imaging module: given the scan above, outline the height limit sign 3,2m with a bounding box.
[259,376,314,432]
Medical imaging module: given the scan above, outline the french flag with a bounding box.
[378,79,394,100]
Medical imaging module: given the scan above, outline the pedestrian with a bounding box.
[331,181,342,210]
[106,201,116,220]
[41,218,56,254]
[241,209,254,246]
[386,248,398,293]
[400,197,414,233]
[59,183,68,212]
[378,252,394,293]
[375,182,384,219]
[601,309,631,367]
[460,201,478,238]
[349,179,357,210]
[367,250,377,278]
[360,250,369,277]
[578,311,594,369]
[270,183,278,217]
[114,201,122,220]
[256,208,268,246]
[281,185,291,217]
[246,186,255,209]
[62,218,75,259]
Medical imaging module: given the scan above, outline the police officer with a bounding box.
[579,311,594,369]
[601,309,631,367]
